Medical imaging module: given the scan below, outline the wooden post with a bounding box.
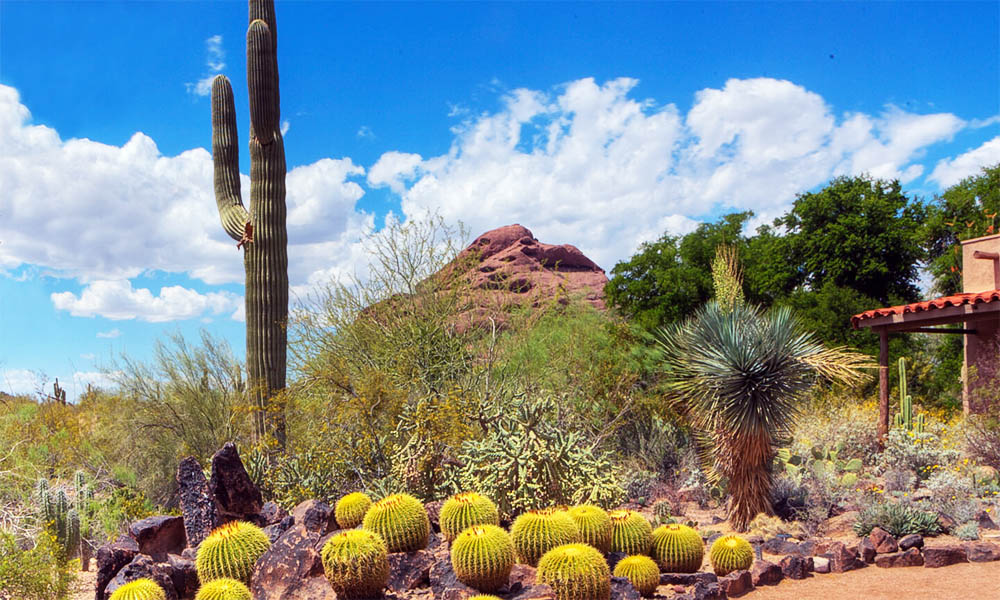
[878,327,889,449]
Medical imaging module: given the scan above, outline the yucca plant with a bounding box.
[653,246,869,531]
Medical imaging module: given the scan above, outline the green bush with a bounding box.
[879,429,959,480]
[0,531,73,599]
[444,395,624,519]
[953,521,979,541]
[852,501,942,537]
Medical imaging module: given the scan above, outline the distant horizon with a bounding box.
[2,1,998,400]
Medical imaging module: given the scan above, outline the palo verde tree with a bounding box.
[211,0,288,448]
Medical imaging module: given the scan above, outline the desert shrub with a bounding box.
[923,468,976,504]
[444,394,625,518]
[621,469,659,504]
[651,500,674,525]
[770,474,808,520]
[246,445,346,509]
[953,521,979,541]
[882,468,917,493]
[853,500,942,537]
[789,391,881,465]
[0,531,73,599]
[92,486,156,539]
[965,410,1000,472]
[879,429,959,479]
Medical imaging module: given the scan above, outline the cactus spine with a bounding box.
[510,508,580,566]
[440,492,501,542]
[321,529,390,599]
[336,492,373,529]
[362,493,430,552]
[894,358,925,433]
[708,535,753,576]
[450,525,515,592]
[650,524,703,573]
[195,578,253,600]
[537,543,611,600]
[211,0,288,447]
[567,505,612,553]
[612,555,660,597]
[108,579,166,600]
[196,521,271,584]
[608,510,652,556]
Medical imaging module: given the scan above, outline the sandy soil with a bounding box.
[70,569,96,600]
[742,561,1000,599]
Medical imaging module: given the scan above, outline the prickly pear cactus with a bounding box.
[362,493,430,552]
[608,510,652,556]
[567,505,612,553]
[537,543,611,600]
[335,492,372,529]
[612,555,660,597]
[195,521,271,584]
[211,0,289,446]
[510,508,580,566]
[451,525,515,592]
[650,524,703,573]
[109,578,166,600]
[440,492,500,542]
[195,578,252,600]
[321,529,390,599]
[708,535,753,576]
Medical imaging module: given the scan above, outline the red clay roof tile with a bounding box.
[851,290,1000,328]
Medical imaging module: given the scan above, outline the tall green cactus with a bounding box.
[894,358,924,433]
[36,480,81,560]
[211,0,288,447]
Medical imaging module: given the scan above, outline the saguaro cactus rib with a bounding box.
[211,0,288,447]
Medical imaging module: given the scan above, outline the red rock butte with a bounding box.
[441,224,608,331]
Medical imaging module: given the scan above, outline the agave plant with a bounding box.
[654,246,869,531]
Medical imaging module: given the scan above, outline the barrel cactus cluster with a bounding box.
[650,524,704,573]
[109,579,166,600]
[195,521,271,584]
[450,524,515,592]
[363,492,431,552]
[511,507,581,566]
[321,529,390,599]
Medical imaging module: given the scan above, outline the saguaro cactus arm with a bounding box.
[211,76,250,243]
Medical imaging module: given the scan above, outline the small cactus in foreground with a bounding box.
[109,578,166,600]
[440,492,500,542]
[567,505,612,553]
[650,524,703,573]
[362,493,430,552]
[537,543,611,600]
[195,578,252,600]
[321,529,390,599]
[336,492,372,529]
[196,521,271,584]
[608,510,652,556]
[612,555,660,597]
[451,524,515,592]
[511,508,580,566]
[709,535,753,576]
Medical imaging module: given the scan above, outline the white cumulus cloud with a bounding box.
[51,280,242,322]
[186,35,226,96]
[929,136,1000,188]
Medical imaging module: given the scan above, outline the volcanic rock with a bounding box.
[923,544,968,568]
[965,541,1000,562]
[251,525,330,600]
[898,534,924,551]
[719,569,753,596]
[176,456,217,548]
[102,554,177,600]
[291,499,338,534]
[779,555,812,579]
[869,527,898,553]
[261,501,289,526]
[610,576,641,600]
[750,560,783,586]
[209,442,263,523]
[96,537,139,600]
[874,548,923,568]
[388,549,435,592]
[128,515,186,561]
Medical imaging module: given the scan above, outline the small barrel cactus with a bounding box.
[451,524,515,592]
[440,492,500,542]
[650,524,703,573]
[109,579,166,600]
[567,505,612,553]
[612,555,660,597]
[510,507,580,566]
[608,510,652,556]
[195,578,252,600]
[321,529,390,599]
[335,492,372,529]
[709,535,753,576]
[537,543,611,600]
[362,493,430,552]
[196,521,271,584]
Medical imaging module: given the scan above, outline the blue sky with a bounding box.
[1,1,998,400]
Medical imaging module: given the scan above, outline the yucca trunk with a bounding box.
[211,0,287,448]
[713,427,774,532]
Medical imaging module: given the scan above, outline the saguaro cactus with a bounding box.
[211,0,288,447]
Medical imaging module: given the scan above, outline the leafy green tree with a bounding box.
[923,163,1000,296]
[776,175,926,306]
[605,213,754,330]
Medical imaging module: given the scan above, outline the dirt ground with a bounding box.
[70,569,96,600]
[741,561,1000,599]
